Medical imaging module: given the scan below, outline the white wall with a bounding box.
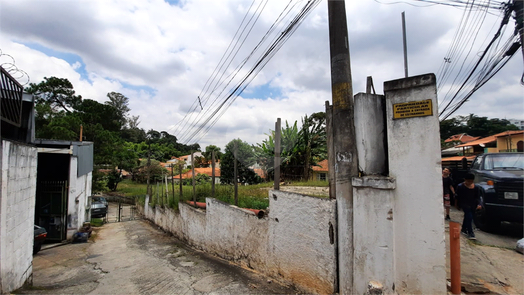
[141,190,337,294]
[0,140,37,293]
[384,74,446,294]
[352,176,395,295]
[66,157,92,239]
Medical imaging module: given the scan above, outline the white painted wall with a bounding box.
[0,140,37,293]
[352,176,395,295]
[384,74,446,294]
[140,190,337,294]
[66,157,92,239]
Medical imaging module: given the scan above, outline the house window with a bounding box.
[317,173,327,181]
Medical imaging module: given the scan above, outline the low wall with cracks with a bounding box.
[139,190,337,294]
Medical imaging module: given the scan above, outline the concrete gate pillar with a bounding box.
[384,74,446,294]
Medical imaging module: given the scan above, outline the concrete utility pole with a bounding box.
[327,0,359,293]
[513,0,524,63]
[402,11,409,77]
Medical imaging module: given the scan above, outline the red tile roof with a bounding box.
[444,133,480,143]
[312,159,329,172]
[455,130,523,148]
[441,155,476,162]
[173,167,221,179]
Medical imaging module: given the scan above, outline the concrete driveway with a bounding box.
[18,219,296,294]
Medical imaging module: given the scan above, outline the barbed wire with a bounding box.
[0,48,30,86]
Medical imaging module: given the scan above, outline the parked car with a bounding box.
[34,225,47,254]
[91,198,108,218]
[470,153,524,231]
[92,196,108,208]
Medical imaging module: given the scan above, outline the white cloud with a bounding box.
[1,0,522,150]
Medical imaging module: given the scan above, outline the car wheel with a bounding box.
[474,206,500,232]
[33,244,41,255]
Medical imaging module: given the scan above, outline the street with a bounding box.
[18,218,296,294]
[446,207,524,294]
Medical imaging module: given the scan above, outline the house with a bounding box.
[444,133,480,145]
[1,66,94,293]
[34,139,93,242]
[454,130,524,154]
[176,152,203,169]
[310,159,329,181]
[1,67,38,293]
[173,167,221,184]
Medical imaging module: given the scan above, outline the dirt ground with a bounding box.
[446,207,524,294]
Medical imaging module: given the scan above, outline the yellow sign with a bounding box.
[393,99,433,119]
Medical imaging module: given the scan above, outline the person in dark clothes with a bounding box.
[455,173,482,239]
[442,168,455,220]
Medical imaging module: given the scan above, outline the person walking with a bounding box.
[442,168,455,220]
[456,173,482,240]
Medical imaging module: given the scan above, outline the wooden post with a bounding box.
[234,141,238,206]
[328,0,359,293]
[274,118,281,190]
[146,141,152,197]
[79,124,83,141]
[164,174,168,206]
[192,152,196,206]
[171,165,175,206]
[211,150,216,198]
[325,102,336,200]
[156,182,159,205]
[179,164,183,203]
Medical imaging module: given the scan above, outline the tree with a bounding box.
[221,139,261,185]
[105,92,130,127]
[254,113,326,181]
[440,114,519,140]
[26,77,81,113]
[203,145,223,161]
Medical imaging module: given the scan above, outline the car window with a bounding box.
[483,153,524,170]
[471,156,481,170]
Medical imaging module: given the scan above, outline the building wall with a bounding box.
[140,191,337,294]
[0,140,37,293]
[66,157,92,239]
[352,177,396,295]
[496,134,524,152]
[384,74,446,294]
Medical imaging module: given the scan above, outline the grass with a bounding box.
[284,180,329,187]
[90,218,104,227]
[116,179,329,209]
[116,179,279,210]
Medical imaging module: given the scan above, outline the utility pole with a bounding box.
[513,0,524,63]
[234,141,238,206]
[274,118,281,190]
[402,11,409,77]
[328,0,359,293]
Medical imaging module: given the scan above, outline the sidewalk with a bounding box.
[445,208,524,294]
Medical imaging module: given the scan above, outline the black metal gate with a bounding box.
[104,196,138,223]
[36,180,68,241]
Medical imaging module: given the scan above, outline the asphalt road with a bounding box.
[448,207,523,249]
[17,219,297,294]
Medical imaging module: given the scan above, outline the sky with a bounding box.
[1,0,522,150]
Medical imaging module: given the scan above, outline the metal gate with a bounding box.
[104,196,138,223]
[36,180,68,241]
